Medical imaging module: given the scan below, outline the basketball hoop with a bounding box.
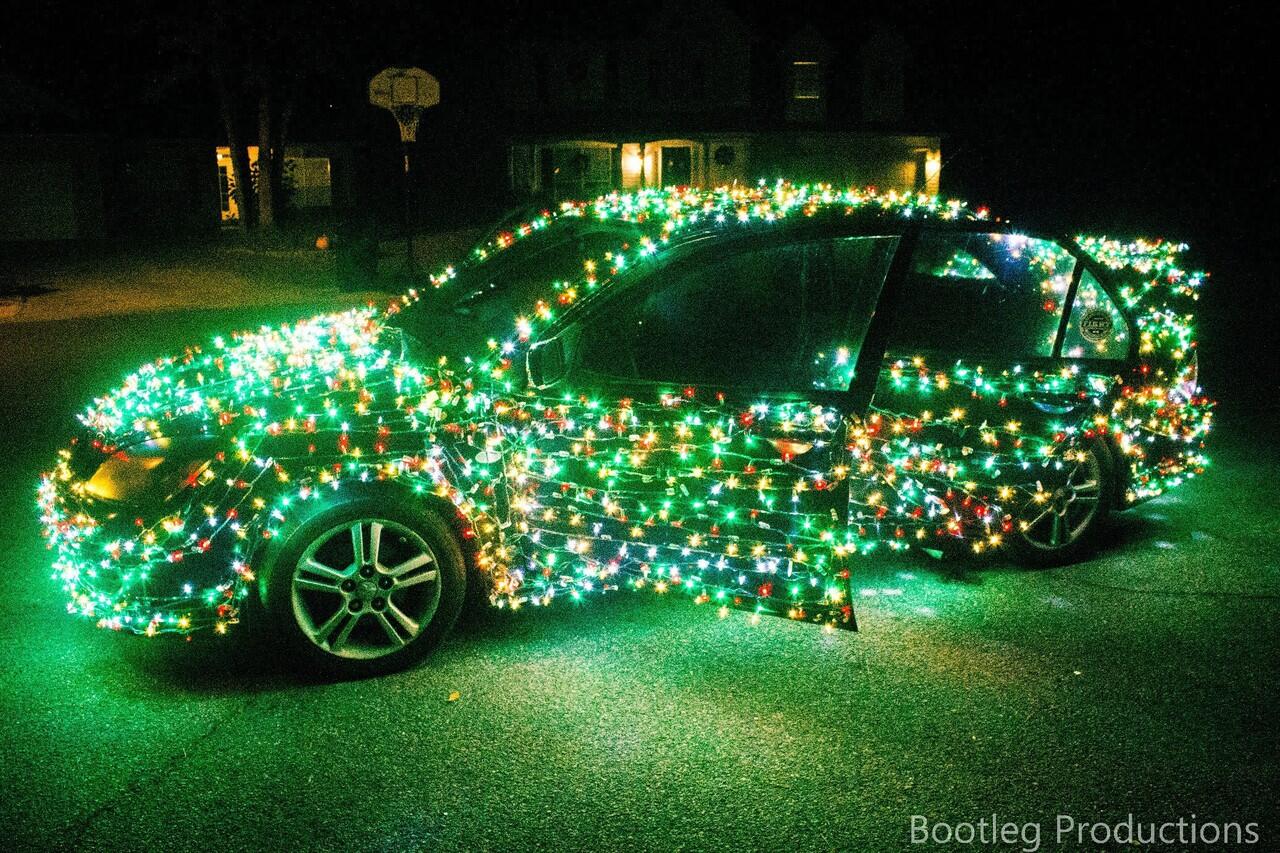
[392,105,422,143]
[369,67,439,142]
[369,67,440,281]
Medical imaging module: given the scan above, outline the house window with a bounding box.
[215,147,243,221]
[792,61,821,100]
[540,145,615,201]
[566,54,591,103]
[685,57,707,102]
[217,163,234,220]
[647,55,669,102]
[605,46,620,99]
[290,157,332,208]
[535,55,550,103]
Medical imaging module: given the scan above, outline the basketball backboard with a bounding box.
[369,67,439,110]
[369,67,440,142]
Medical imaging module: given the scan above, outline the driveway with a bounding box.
[0,307,1275,851]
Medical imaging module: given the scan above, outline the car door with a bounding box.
[856,228,1092,551]
[510,231,899,624]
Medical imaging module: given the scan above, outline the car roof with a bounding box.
[408,186,1179,336]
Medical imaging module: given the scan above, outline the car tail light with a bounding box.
[1175,350,1200,402]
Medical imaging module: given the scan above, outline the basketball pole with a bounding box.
[369,67,439,285]
[402,137,415,278]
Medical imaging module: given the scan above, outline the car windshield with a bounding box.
[388,223,644,365]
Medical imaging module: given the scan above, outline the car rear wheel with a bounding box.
[1010,441,1113,566]
[265,497,466,676]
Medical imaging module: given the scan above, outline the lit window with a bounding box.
[792,61,821,100]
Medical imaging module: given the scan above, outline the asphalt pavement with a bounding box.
[1,307,1276,851]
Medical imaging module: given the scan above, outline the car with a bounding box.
[38,183,1213,675]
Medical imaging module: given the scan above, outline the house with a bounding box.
[1,5,942,242]
[500,2,941,203]
[509,131,941,201]
[0,134,219,242]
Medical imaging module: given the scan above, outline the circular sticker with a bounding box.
[1079,308,1114,343]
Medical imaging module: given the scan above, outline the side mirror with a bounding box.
[527,337,566,388]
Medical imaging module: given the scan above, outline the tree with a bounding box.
[158,2,337,233]
[211,55,256,230]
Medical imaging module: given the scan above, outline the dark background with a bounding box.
[3,1,1275,393]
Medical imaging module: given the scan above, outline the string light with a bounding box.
[37,183,1211,637]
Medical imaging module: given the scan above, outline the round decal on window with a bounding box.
[1079,308,1114,343]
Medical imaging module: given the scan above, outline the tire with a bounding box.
[263,496,466,677]
[1009,440,1114,567]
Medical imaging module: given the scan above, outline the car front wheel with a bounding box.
[1010,441,1113,566]
[265,497,466,676]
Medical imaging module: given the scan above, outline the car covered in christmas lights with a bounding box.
[38,184,1212,675]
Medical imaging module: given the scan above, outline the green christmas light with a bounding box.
[37,182,1211,637]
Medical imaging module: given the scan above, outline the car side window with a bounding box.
[455,231,629,321]
[577,236,898,390]
[887,231,1076,359]
[1062,268,1128,359]
[801,236,899,389]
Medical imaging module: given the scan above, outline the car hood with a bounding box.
[77,307,395,444]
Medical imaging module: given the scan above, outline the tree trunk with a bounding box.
[213,63,254,229]
[256,90,275,229]
[270,99,293,218]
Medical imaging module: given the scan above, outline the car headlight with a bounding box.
[83,437,210,504]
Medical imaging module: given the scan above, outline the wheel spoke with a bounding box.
[295,576,343,594]
[387,551,433,578]
[350,523,365,566]
[1070,496,1098,529]
[375,612,407,646]
[330,611,361,651]
[1027,506,1053,530]
[300,557,346,582]
[393,568,439,590]
[1050,512,1065,546]
[369,522,383,568]
[385,600,419,637]
[1073,480,1100,495]
[312,604,349,642]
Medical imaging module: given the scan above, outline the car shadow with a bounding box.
[114,591,654,694]
[115,624,306,695]
[117,511,1171,694]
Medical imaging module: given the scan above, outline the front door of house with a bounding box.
[660,146,692,186]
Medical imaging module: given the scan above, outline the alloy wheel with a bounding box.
[1019,448,1104,550]
[290,518,441,659]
